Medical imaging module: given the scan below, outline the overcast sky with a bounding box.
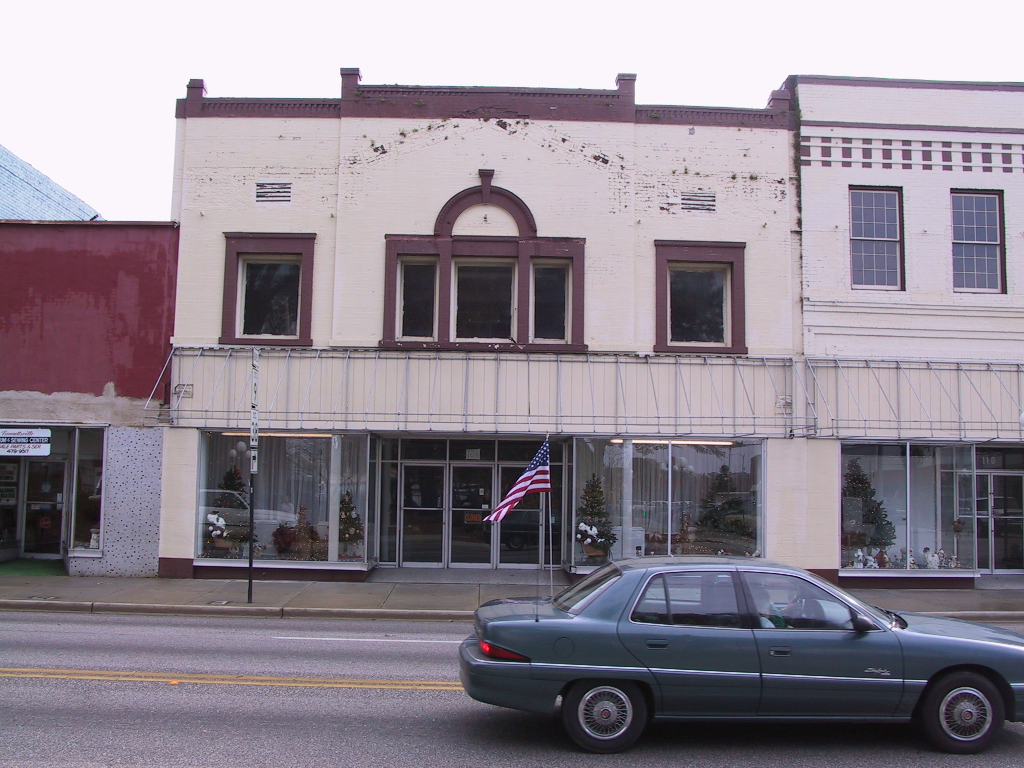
[3,0,1021,221]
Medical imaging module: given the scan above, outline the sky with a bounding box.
[3,0,1022,221]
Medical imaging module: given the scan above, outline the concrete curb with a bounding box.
[0,599,92,613]
[282,607,474,621]
[92,602,283,618]
[0,599,475,621]
[919,611,1024,622]
[0,600,1020,623]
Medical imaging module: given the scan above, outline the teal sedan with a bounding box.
[459,557,1024,754]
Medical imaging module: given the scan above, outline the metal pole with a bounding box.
[248,348,260,604]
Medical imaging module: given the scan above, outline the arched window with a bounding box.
[381,170,586,351]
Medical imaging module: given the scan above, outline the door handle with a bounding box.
[646,639,668,649]
[769,646,791,657]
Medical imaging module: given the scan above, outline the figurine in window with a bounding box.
[875,549,890,569]
[853,549,865,568]
[924,547,939,569]
[907,548,918,568]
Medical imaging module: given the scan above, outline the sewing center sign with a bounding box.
[0,428,52,457]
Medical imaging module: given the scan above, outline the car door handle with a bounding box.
[646,639,669,649]
[769,646,791,657]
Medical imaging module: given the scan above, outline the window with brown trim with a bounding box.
[220,233,315,345]
[655,241,746,354]
[381,173,585,352]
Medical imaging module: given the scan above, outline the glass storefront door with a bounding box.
[382,438,563,568]
[498,464,542,566]
[401,465,445,565]
[23,460,65,557]
[450,466,493,566]
[976,473,1024,572]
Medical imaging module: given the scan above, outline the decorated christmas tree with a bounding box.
[575,475,616,555]
[699,464,745,531]
[338,491,364,545]
[215,466,247,508]
[842,459,896,550]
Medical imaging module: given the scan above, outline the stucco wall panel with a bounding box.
[158,426,199,560]
[67,426,163,577]
[764,438,840,570]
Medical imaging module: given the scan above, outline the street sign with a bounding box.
[0,428,51,456]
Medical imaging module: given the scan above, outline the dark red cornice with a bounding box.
[174,73,793,129]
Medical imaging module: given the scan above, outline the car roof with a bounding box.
[615,555,798,573]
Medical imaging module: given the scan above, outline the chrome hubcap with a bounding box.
[578,686,633,740]
[940,686,992,741]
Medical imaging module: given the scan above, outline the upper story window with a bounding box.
[455,261,515,340]
[400,261,437,339]
[383,170,585,351]
[655,241,746,354]
[850,188,902,290]
[220,233,315,346]
[952,192,1003,293]
[241,259,300,336]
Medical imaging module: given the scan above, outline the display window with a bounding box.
[573,438,761,567]
[197,432,371,564]
[840,443,976,570]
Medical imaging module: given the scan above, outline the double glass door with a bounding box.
[400,463,545,567]
[977,474,1024,571]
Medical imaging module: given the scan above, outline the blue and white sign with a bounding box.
[0,428,52,456]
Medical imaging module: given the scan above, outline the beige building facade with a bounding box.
[154,69,1024,586]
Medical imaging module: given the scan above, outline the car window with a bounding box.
[631,571,741,628]
[631,575,669,624]
[666,572,741,628]
[744,572,854,630]
[552,563,621,613]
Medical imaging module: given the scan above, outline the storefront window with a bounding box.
[910,445,975,570]
[71,429,104,549]
[336,434,369,562]
[0,460,17,549]
[841,443,975,570]
[574,438,761,566]
[199,433,332,561]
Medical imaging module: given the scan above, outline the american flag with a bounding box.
[484,439,552,523]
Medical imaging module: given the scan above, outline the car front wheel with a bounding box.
[562,680,647,753]
[919,671,1004,754]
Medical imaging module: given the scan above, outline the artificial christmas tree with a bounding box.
[337,491,364,559]
[842,458,897,554]
[575,474,616,558]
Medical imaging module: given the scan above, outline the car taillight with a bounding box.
[478,640,530,662]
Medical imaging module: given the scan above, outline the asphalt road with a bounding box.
[1,612,1023,767]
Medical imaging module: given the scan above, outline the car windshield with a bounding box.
[552,563,622,613]
[799,570,893,626]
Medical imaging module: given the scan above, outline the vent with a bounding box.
[256,182,292,202]
[677,192,715,211]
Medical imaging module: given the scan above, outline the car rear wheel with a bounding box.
[561,680,647,753]
[919,671,1004,754]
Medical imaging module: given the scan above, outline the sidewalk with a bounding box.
[1,562,1023,621]
[0,565,573,621]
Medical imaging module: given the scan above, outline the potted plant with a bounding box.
[575,475,617,559]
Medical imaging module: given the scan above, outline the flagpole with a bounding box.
[547,433,554,599]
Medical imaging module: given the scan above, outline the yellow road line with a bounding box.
[0,667,462,691]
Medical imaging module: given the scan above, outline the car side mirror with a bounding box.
[851,614,877,633]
